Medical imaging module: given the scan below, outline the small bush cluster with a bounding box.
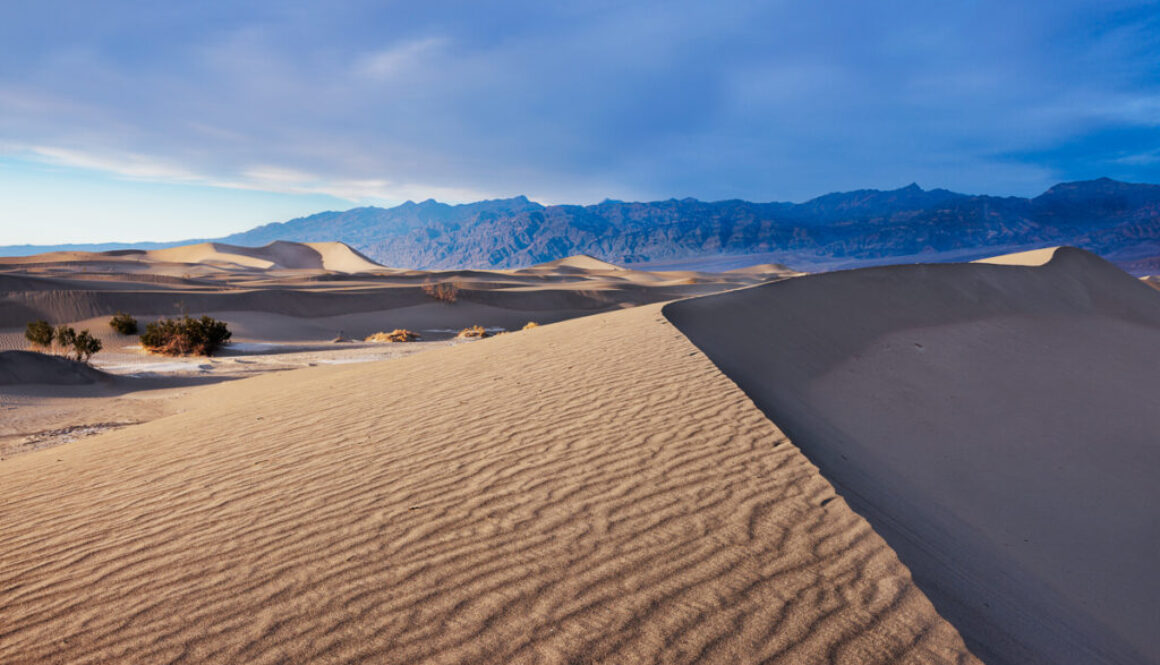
[25,319,54,348]
[422,281,459,304]
[24,320,102,363]
[140,315,231,356]
[365,329,420,343]
[109,312,139,335]
[456,325,490,339]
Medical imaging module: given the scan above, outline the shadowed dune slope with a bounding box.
[0,305,977,665]
[0,350,113,386]
[664,247,1160,665]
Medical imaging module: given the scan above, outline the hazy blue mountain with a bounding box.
[3,178,1159,273]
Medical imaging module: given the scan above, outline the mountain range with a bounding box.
[4,177,1159,274]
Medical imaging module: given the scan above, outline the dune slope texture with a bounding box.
[664,247,1160,665]
[147,241,383,273]
[0,350,113,386]
[0,305,977,664]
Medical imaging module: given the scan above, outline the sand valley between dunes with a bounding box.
[0,303,977,664]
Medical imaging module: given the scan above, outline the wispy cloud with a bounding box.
[355,38,448,80]
[0,0,1158,215]
[3,142,495,206]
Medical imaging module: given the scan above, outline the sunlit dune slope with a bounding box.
[971,246,1062,266]
[145,241,383,273]
[0,305,976,665]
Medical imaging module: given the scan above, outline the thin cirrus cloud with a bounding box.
[0,0,1159,243]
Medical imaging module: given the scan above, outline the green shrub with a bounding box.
[55,325,77,352]
[140,315,232,356]
[109,312,139,335]
[24,320,101,362]
[25,320,54,348]
[72,330,102,363]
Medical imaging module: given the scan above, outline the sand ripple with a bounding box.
[0,305,976,664]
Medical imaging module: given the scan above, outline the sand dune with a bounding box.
[972,246,1062,266]
[144,241,384,273]
[148,243,277,269]
[521,254,625,272]
[0,304,977,664]
[0,246,784,341]
[0,350,113,386]
[723,262,801,276]
[302,242,385,273]
[665,247,1160,665]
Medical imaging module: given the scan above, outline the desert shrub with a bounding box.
[55,325,77,353]
[365,329,420,342]
[522,321,539,330]
[456,325,490,339]
[140,315,232,356]
[109,311,139,335]
[72,330,102,363]
[25,320,54,348]
[422,281,459,304]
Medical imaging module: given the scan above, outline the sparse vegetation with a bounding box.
[109,312,139,335]
[71,330,102,363]
[140,315,232,356]
[55,325,77,353]
[365,329,420,342]
[422,280,459,304]
[24,320,102,363]
[522,321,539,330]
[25,320,54,348]
[456,325,490,339]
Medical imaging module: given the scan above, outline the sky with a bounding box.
[1,0,1159,244]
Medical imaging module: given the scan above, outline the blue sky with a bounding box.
[1,0,1159,244]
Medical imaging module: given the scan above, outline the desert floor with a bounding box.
[0,242,795,458]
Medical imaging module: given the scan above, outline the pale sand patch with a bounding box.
[972,246,1061,266]
[0,304,976,665]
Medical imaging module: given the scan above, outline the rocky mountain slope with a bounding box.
[4,178,1158,272]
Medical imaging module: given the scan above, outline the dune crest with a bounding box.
[144,241,383,273]
[665,247,1160,665]
[525,254,624,272]
[971,246,1062,266]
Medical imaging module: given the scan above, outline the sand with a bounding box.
[0,350,114,386]
[0,304,977,665]
[665,247,1160,665]
[971,246,1061,266]
[0,245,792,340]
[0,245,797,463]
[145,241,384,273]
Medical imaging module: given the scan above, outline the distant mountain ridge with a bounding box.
[4,178,1159,273]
